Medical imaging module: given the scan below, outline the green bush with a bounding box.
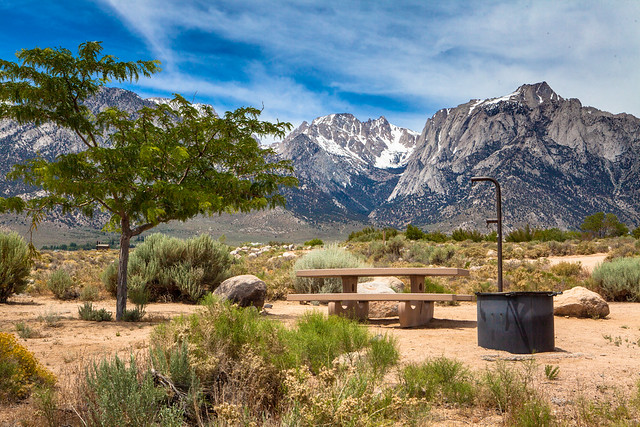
[292,245,368,293]
[0,232,31,303]
[78,302,112,322]
[348,226,398,242]
[304,238,324,247]
[81,354,166,426]
[103,233,233,302]
[101,262,118,296]
[399,357,475,405]
[550,262,584,277]
[506,225,535,242]
[405,224,425,240]
[150,299,399,421]
[424,231,448,243]
[47,269,77,300]
[591,257,640,301]
[451,228,485,242]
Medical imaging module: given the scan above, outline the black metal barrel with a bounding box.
[476,291,557,354]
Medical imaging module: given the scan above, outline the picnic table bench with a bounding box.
[287,267,473,327]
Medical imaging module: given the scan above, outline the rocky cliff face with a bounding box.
[274,114,419,222]
[372,82,640,229]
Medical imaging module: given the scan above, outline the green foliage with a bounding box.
[78,302,112,322]
[150,299,400,421]
[101,262,118,296]
[550,262,584,277]
[424,231,449,243]
[451,228,485,242]
[347,226,398,242]
[0,42,297,320]
[79,284,100,301]
[506,224,536,242]
[0,232,31,303]
[398,357,475,405]
[106,233,234,302]
[15,322,40,339]
[292,245,367,293]
[406,242,456,266]
[632,226,640,239]
[47,269,77,300]
[284,311,371,374]
[405,224,426,240]
[122,305,146,322]
[581,212,629,238]
[544,365,559,380]
[591,257,640,301]
[0,332,56,402]
[303,238,324,247]
[82,354,165,426]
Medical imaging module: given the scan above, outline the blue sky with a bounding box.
[1,0,639,134]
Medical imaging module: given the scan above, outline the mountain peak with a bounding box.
[514,81,562,104]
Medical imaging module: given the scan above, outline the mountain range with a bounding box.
[0,82,639,238]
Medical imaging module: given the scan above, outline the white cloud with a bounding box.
[100,0,640,130]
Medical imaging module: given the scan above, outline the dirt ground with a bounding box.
[0,253,638,425]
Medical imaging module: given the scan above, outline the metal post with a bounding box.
[471,177,503,292]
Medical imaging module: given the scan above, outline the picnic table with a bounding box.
[287,267,472,327]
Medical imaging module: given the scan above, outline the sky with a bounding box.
[1,0,639,135]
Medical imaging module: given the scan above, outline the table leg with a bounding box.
[409,275,424,292]
[327,276,369,321]
[329,301,369,321]
[399,301,434,327]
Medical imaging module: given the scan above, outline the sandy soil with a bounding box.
[545,253,608,273]
[0,253,637,425]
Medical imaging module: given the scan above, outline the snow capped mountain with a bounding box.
[282,113,418,170]
[274,113,419,222]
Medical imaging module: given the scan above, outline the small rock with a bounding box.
[554,286,609,318]
[213,275,267,309]
[281,251,297,260]
[263,303,273,309]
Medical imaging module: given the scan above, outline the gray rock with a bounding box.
[357,277,402,318]
[554,286,609,318]
[213,275,267,309]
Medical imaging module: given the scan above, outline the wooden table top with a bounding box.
[295,267,469,278]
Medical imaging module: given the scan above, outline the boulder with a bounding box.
[213,275,267,309]
[357,277,402,318]
[358,276,405,293]
[554,286,609,318]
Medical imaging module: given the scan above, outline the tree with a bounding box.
[580,212,628,238]
[0,42,297,319]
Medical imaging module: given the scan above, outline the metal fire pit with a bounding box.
[471,177,559,354]
[476,291,558,354]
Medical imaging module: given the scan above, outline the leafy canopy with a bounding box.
[0,41,297,237]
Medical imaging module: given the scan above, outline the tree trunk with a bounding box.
[116,220,132,321]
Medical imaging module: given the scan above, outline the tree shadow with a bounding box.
[3,300,43,306]
[367,317,477,329]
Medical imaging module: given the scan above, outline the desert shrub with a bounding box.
[78,302,112,321]
[533,227,578,242]
[348,226,398,242]
[81,354,166,426]
[365,235,407,263]
[398,357,475,405]
[104,233,233,302]
[429,245,456,265]
[284,311,371,374]
[405,224,426,240]
[0,332,56,402]
[47,269,77,300]
[151,299,399,422]
[15,321,42,339]
[550,262,584,277]
[80,284,100,301]
[424,231,448,243]
[292,245,368,293]
[451,228,485,242]
[101,262,118,296]
[304,238,324,247]
[591,257,640,301]
[0,232,31,303]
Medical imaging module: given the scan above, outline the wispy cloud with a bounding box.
[98,0,640,131]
